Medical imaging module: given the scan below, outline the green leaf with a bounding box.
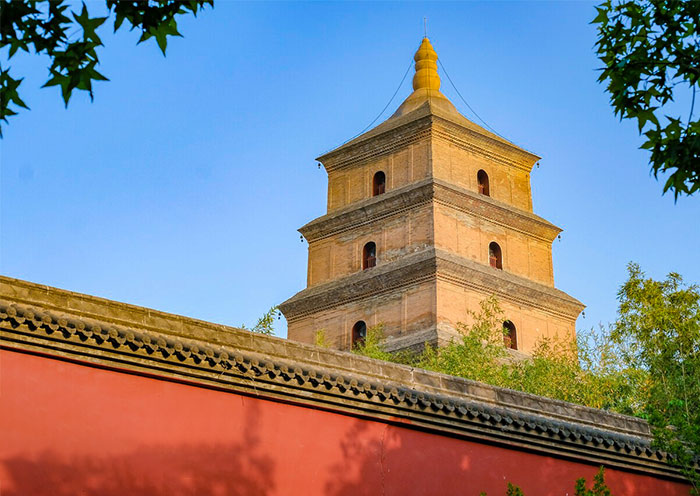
[594,0,700,197]
[73,3,107,45]
[592,6,609,25]
[42,72,66,88]
[0,0,212,135]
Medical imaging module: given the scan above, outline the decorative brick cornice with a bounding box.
[318,103,539,173]
[321,120,432,173]
[434,250,584,321]
[0,282,686,482]
[0,276,691,482]
[432,180,562,241]
[280,249,437,320]
[280,248,583,322]
[430,119,535,174]
[300,179,561,244]
[299,179,433,242]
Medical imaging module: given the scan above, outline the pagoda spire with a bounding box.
[413,37,441,92]
[390,37,456,118]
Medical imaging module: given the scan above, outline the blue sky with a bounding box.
[2,1,698,337]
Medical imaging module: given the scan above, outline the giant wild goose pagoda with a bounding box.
[280,37,584,354]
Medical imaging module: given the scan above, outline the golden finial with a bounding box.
[412,37,440,92]
[390,36,456,118]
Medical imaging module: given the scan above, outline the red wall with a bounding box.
[0,349,690,496]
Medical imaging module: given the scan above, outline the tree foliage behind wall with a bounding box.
[241,306,279,335]
[613,263,700,491]
[353,264,700,491]
[478,467,612,495]
[354,297,647,415]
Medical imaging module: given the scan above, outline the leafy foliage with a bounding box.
[417,297,513,387]
[354,297,647,415]
[314,329,330,348]
[612,263,700,492]
[507,329,648,415]
[0,0,212,135]
[353,323,419,364]
[353,266,700,488]
[575,467,613,496]
[593,0,700,197]
[241,306,279,336]
[479,467,612,495]
[506,482,525,496]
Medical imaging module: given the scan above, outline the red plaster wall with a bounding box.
[0,348,690,496]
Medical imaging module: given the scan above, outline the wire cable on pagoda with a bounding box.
[355,57,414,137]
[320,57,415,156]
[437,55,536,155]
[436,57,504,138]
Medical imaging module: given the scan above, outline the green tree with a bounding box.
[505,482,525,496]
[575,467,612,496]
[353,297,646,415]
[416,297,512,388]
[612,263,700,492]
[353,323,418,364]
[506,331,646,415]
[314,329,330,348]
[593,0,700,198]
[352,266,700,489]
[478,467,613,495]
[0,0,212,135]
[241,306,279,336]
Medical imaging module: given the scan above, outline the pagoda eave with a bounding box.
[280,248,584,324]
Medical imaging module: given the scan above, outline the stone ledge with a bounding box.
[381,325,464,353]
[435,249,584,320]
[299,178,433,242]
[300,178,561,244]
[280,248,583,322]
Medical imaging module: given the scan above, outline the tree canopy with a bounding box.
[613,263,700,491]
[0,0,212,136]
[593,0,700,198]
[352,264,700,491]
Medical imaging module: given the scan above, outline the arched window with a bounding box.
[477,170,490,196]
[362,242,376,269]
[373,171,386,196]
[352,321,367,347]
[503,321,517,350]
[489,242,502,270]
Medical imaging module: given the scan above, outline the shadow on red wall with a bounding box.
[322,418,688,496]
[2,443,273,496]
[1,401,275,496]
